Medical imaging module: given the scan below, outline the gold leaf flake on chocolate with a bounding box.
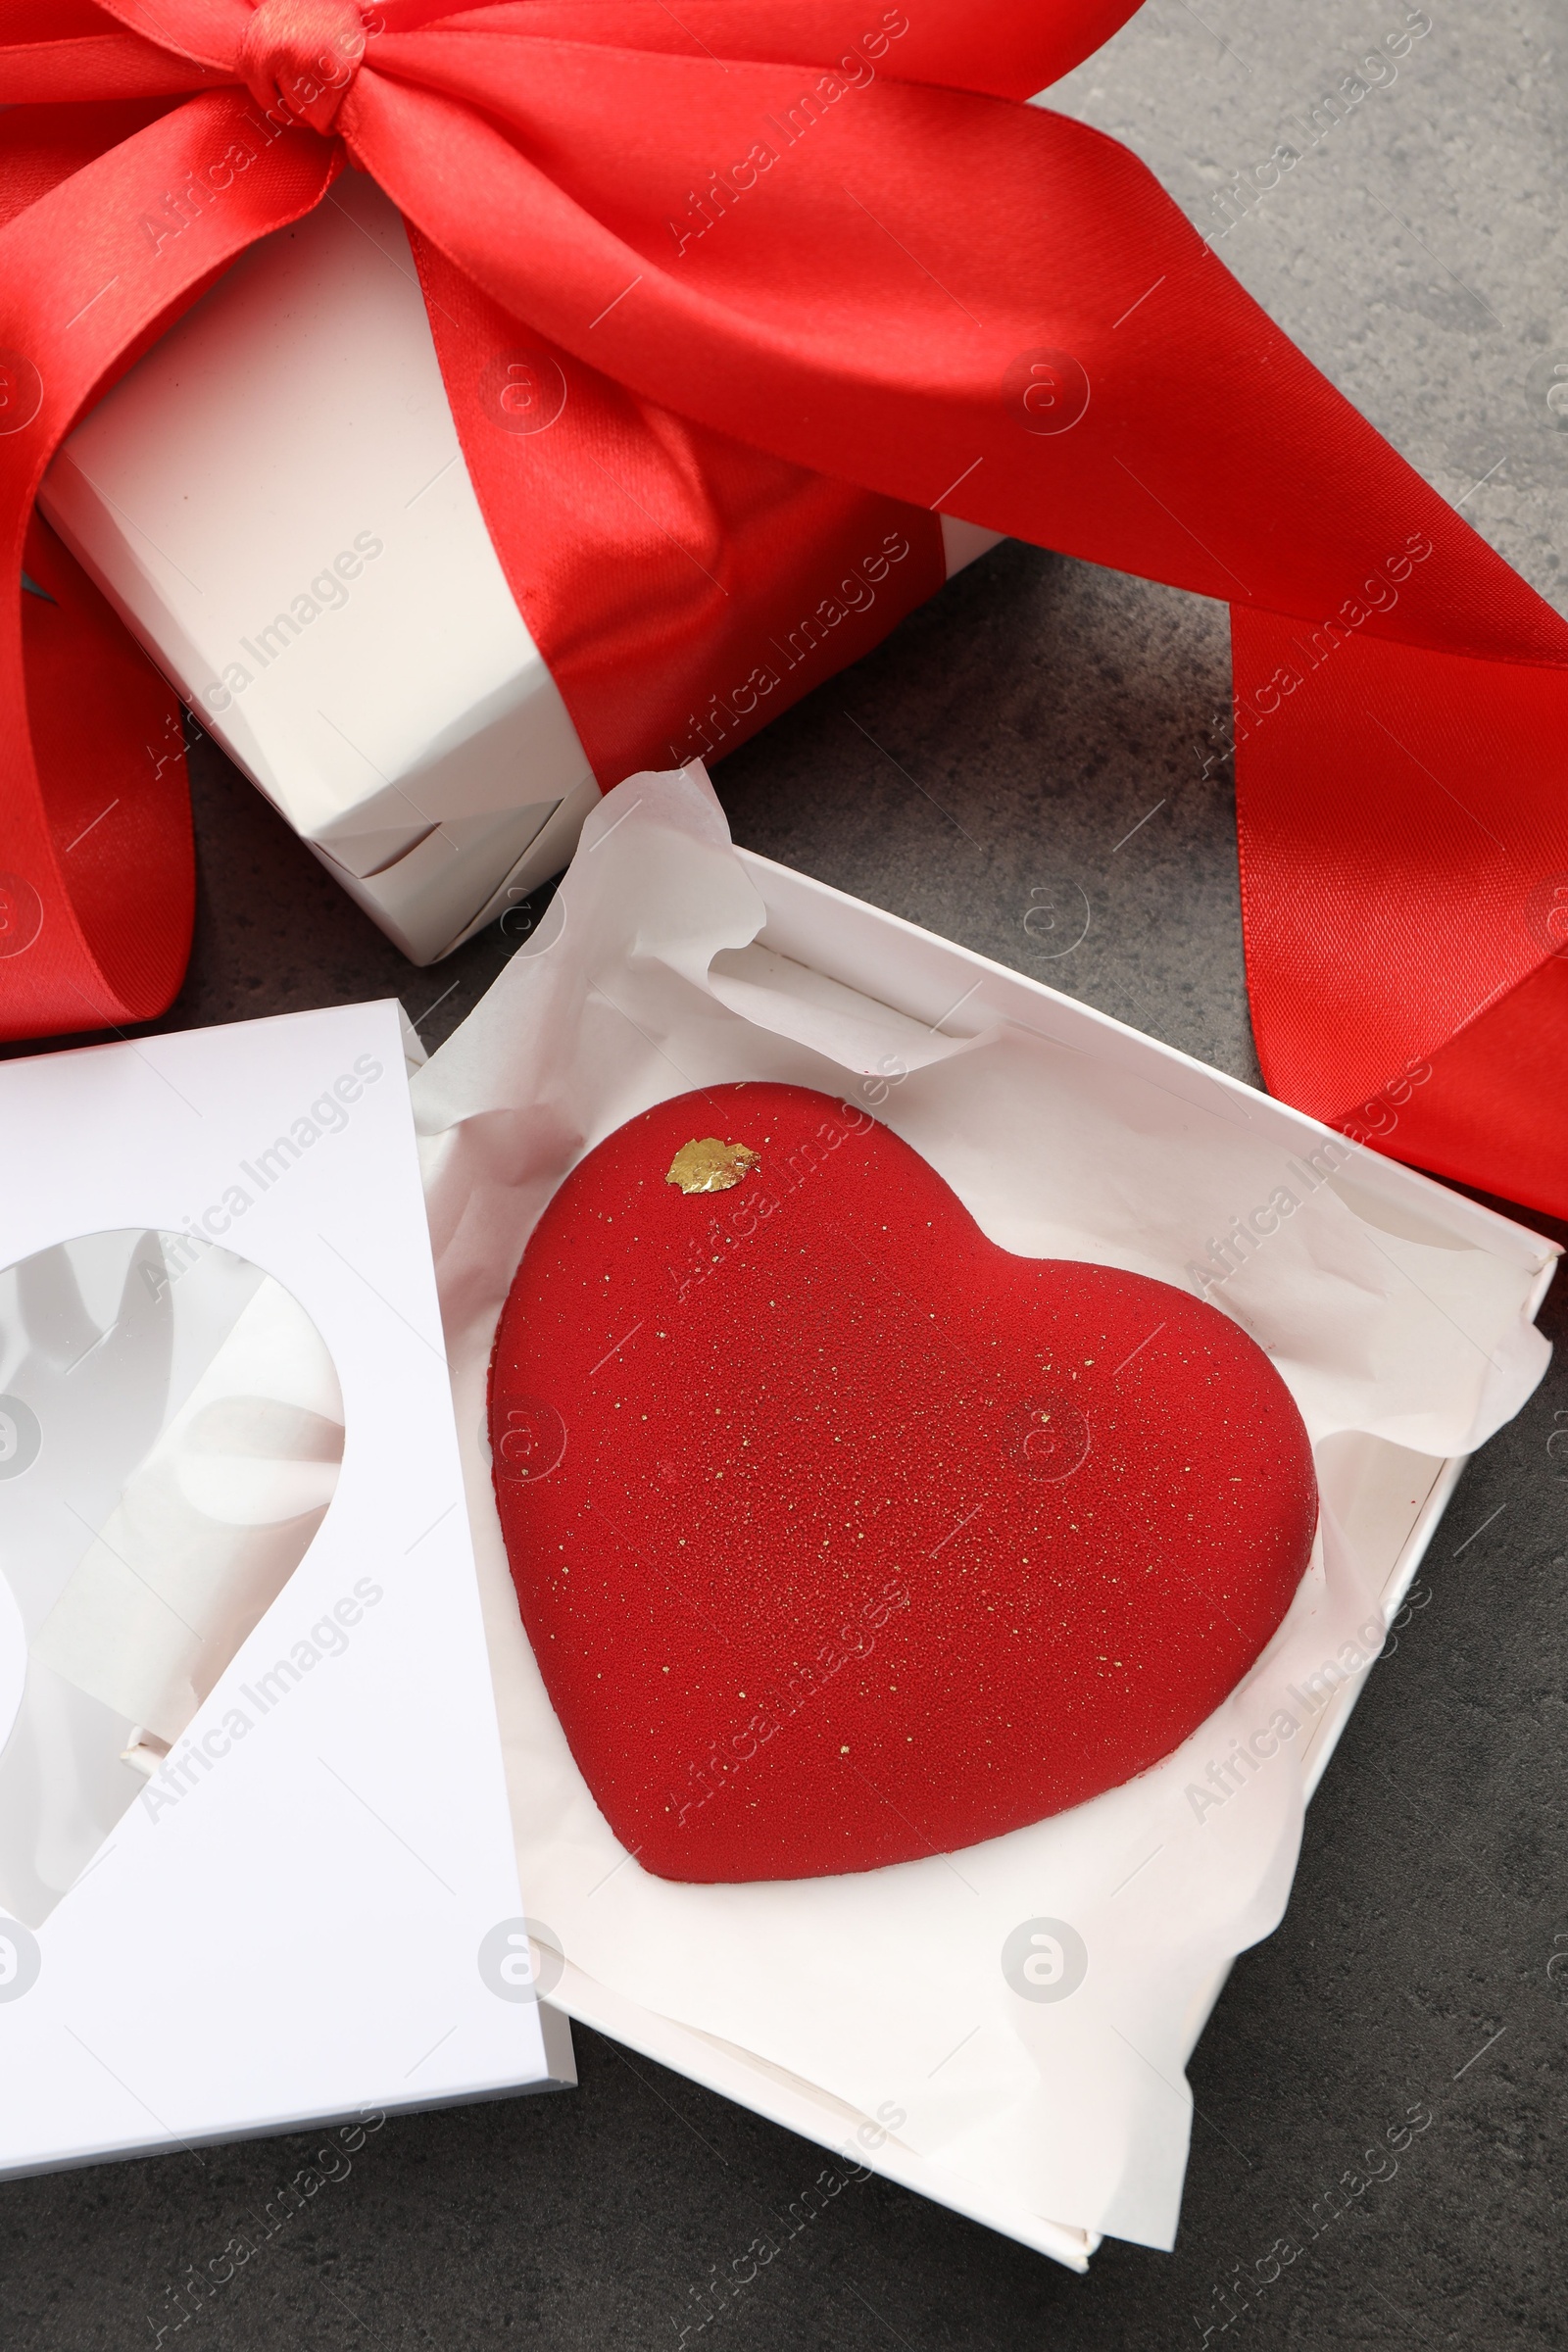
[665,1137,760,1195]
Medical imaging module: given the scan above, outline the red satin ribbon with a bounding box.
[2,3,1566,1218]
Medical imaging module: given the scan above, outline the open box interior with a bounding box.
[415,770,1556,2267]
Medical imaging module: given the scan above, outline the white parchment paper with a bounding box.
[414,766,1551,2250]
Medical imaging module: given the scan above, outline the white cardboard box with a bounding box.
[415,771,1555,2270]
[39,172,1000,965]
[0,1001,573,2181]
[540,848,1519,2260]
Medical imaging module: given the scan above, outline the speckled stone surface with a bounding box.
[3,5,1564,2346]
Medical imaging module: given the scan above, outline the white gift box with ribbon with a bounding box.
[0,1001,572,2180]
[413,765,1555,2269]
[37,170,1001,967]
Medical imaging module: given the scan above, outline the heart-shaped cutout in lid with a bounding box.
[0,1229,344,1926]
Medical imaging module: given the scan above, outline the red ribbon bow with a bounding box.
[3,1,1566,1216]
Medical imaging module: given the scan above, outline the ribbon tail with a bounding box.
[0,89,338,1042]
[1234,612,1568,1219]
[6,513,194,1035]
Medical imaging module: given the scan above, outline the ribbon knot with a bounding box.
[239,0,368,135]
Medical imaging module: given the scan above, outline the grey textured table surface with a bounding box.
[5,3,1566,2346]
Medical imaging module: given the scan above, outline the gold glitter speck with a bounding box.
[666,1137,760,1194]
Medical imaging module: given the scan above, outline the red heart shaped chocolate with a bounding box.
[490,1083,1316,1882]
